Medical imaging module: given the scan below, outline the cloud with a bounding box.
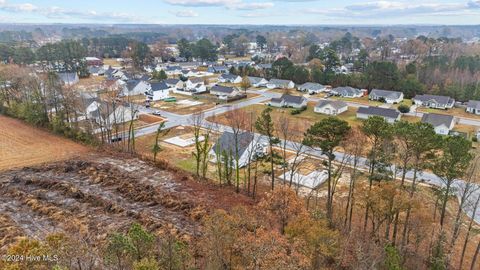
[306,1,480,19]
[468,0,480,8]
[231,2,274,10]
[174,10,199,17]
[164,0,240,7]
[0,0,148,23]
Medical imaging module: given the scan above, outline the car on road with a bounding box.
[152,111,162,116]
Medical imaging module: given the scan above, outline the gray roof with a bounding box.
[280,94,306,105]
[357,106,400,119]
[299,82,325,91]
[164,78,180,85]
[188,77,204,84]
[151,82,169,91]
[421,113,455,128]
[413,94,454,106]
[220,73,240,80]
[58,72,78,84]
[212,131,254,158]
[248,76,267,84]
[268,79,293,86]
[467,100,480,110]
[126,80,142,91]
[315,100,348,110]
[370,89,403,100]
[332,86,362,96]
[211,85,235,94]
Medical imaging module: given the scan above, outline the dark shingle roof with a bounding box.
[212,131,254,158]
[211,85,235,94]
[332,86,362,96]
[413,94,454,105]
[150,82,169,91]
[421,113,455,127]
[281,94,306,105]
[370,89,403,100]
[315,100,348,110]
[467,100,480,110]
[357,106,400,119]
[248,76,266,84]
[164,78,180,85]
[299,82,325,91]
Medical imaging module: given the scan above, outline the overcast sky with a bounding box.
[1,0,480,25]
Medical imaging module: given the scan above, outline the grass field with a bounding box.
[0,115,90,171]
[208,102,360,138]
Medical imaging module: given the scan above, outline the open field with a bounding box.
[0,115,90,171]
[208,102,360,137]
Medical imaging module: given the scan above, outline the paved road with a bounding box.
[131,88,480,223]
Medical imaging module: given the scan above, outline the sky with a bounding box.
[1,0,480,25]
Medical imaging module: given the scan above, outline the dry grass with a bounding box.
[0,115,90,171]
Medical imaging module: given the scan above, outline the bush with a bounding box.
[290,106,307,115]
[398,104,410,113]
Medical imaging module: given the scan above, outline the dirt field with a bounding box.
[0,116,90,171]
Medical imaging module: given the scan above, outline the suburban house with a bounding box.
[209,131,267,168]
[314,100,348,115]
[58,72,79,86]
[219,74,242,84]
[85,56,103,66]
[266,79,295,89]
[88,66,105,76]
[248,76,269,87]
[164,66,183,76]
[164,78,184,89]
[269,94,307,109]
[356,106,401,123]
[369,89,404,104]
[207,65,229,74]
[331,87,364,98]
[121,80,151,96]
[412,94,455,109]
[87,101,139,126]
[466,100,480,115]
[210,85,240,99]
[298,82,327,94]
[421,113,456,135]
[186,77,205,89]
[146,81,172,101]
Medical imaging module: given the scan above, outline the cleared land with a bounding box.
[0,115,90,171]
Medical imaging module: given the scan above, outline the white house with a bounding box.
[357,106,401,123]
[298,82,327,94]
[210,85,240,99]
[58,72,79,86]
[146,81,172,101]
[412,94,455,110]
[121,80,151,96]
[186,77,205,90]
[209,131,267,168]
[266,79,295,89]
[314,100,348,115]
[219,74,242,84]
[87,101,139,127]
[369,89,404,104]
[248,76,269,87]
[164,78,184,89]
[421,113,456,135]
[269,94,307,109]
[331,87,364,98]
[466,100,480,115]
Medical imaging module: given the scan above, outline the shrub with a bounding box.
[398,104,410,113]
